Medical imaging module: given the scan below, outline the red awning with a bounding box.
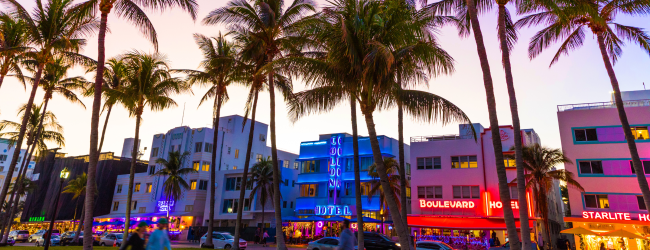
[407,215,533,230]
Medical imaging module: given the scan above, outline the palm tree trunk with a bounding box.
[206,95,222,248]
[72,205,85,245]
[497,5,532,249]
[465,0,520,248]
[0,66,43,235]
[350,96,364,250]
[397,102,408,231]
[234,92,258,250]
[97,104,113,153]
[0,74,5,92]
[124,112,142,240]
[268,71,287,250]
[361,110,413,250]
[85,9,109,250]
[596,34,650,212]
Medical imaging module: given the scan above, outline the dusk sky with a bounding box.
[0,0,649,161]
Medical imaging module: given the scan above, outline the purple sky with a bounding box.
[0,0,649,160]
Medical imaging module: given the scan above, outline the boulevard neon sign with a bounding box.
[420,200,476,208]
[315,205,352,216]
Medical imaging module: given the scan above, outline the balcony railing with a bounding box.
[557,99,650,112]
[411,134,464,142]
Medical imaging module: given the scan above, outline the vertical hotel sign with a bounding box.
[329,135,342,203]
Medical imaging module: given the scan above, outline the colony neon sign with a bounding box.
[315,205,352,216]
[420,200,476,208]
[329,136,342,193]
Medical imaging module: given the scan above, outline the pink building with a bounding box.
[407,124,559,247]
[558,90,650,250]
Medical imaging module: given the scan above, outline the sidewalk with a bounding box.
[169,241,306,250]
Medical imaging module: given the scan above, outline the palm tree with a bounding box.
[516,0,650,214]
[109,51,191,239]
[78,0,197,247]
[62,173,93,245]
[203,1,315,248]
[367,157,404,231]
[248,159,275,242]
[0,3,96,240]
[153,151,198,208]
[0,12,29,93]
[513,144,584,250]
[181,33,238,247]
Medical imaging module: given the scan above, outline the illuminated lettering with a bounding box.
[582,211,632,221]
[314,205,352,216]
[157,200,175,212]
[639,214,650,222]
[420,200,426,207]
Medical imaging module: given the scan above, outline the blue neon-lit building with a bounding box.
[295,133,411,222]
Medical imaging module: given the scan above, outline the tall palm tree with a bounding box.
[153,151,198,207]
[109,51,191,239]
[181,33,238,248]
[0,3,96,240]
[78,0,197,247]
[248,159,275,242]
[62,173,92,245]
[0,12,29,93]
[513,144,584,250]
[204,1,314,248]
[516,0,650,213]
[367,157,404,231]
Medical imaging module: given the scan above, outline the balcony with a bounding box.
[557,99,650,112]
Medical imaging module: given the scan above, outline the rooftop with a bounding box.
[411,134,467,142]
[557,99,650,112]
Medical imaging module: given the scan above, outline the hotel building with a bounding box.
[559,90,650,250]
[407,124,564,245]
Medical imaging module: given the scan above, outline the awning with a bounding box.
[564,216,650,226]
[600,229,643,239]
[351,217,381,223]
[324,216,348,222]
[407,216,532,230]
[94,214,125,219]
[560,227,600,236]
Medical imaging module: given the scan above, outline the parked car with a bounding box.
[415,240,456,250]
[61,231,98,246]
[99,233,123,247]
[8,230,30,242]
[6,237,15,246]
[199,231,247,249]
[35,235,60,247]
[29,230,60,243]
[306,237,362,250]
[354,232,400,250]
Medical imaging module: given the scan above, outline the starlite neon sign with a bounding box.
[582,211,631,221]
[157,200,175,212]
[315,205,352,216]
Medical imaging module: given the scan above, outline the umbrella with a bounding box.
[560,227,600,236]
[282,216,301,221]
[600,229,643,238]
[324,216,348,222]
[351,217,381,223]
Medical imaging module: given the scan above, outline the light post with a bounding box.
[44,167,70,250]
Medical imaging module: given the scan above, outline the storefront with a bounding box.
[93,211,195,240]
[564,213,650,250]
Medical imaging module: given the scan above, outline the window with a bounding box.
[359,182,372,196]
[417,157,441,170]
[185,205,194,212]
[199,180,208,190]
[0,155,7,161]
[204,143,213,153]
[195,142,203,153]
[630,161,650,174]
[225,177,243,191]
[283,201,287,208]
[190,180,197,190]
[134,183,141,192]
[584,194,609,208]
[632,127,649,140]
[290,201,294,208]
[0,167,4,172]
[639,196,647,210]
[113,202,119,211]
[235,149,239,159]
[193,161,200,171]
[256,154,263,162]
[146,183,152,193]
[292,180,295,187]
[451,156,478,169]
[132,201,137,210]
[228,147,231,154]
[149,166,156,175]
[284,160,290,168]
[575,128,598,142]
[117,184,123,193]
[222,199,238,213]
[301,160,320,173]
[202,162,210,171]
[233,166,237,170]
[579,161,604,174]
[504,158,516,168]
[418,186,442,199]
[294,162,299,170]
[138,207,146,213]
[360,157,373,171]
[510,186,518,199]
[452,186,480,199]
[243,198,251,211]
[259,134,266,141]
[151,148,159,157]
[285,179,288,186]
[406,163,411,175]
[300,184,318,197]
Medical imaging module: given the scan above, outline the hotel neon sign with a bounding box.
[315,205,352,216]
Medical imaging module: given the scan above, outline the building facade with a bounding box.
[0,138,35,187]
[407,124,558,246]
[558,90,650,250]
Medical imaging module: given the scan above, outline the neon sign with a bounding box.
[315,205,352,216]
[489,201,520,209]
[419,200,476,208]
[484,191,533,217]
[329,136,342,190]
[157,200,175,212]
[582,211,631,221]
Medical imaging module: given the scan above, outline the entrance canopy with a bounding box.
[407,215,532,230]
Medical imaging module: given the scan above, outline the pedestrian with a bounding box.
[494,237,500,246]
[121,222,147,250]
[145,218,172,250]
[262,230,269,247]
[255,227,261,244]
[337,219,356,250]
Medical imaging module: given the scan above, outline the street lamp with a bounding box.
[44,167,70,250]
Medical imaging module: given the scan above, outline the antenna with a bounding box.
[644,82,646,90]
[180,102,186,126]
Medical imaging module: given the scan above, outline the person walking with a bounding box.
[338,219,356,250]
[146,218,172,250]
[262,230,269,247]
[121,222,147,250]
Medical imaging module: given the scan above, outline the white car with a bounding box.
[29,230,60,243]
[99,233,123,247]
[199,232,247,249]
[415,240,456,250]
[8,230,30,242]
[35,235,60,247]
